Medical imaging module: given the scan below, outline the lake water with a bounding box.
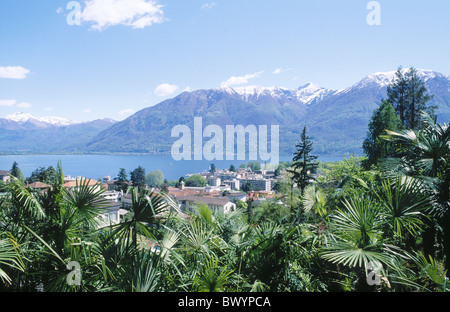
[0,154,343,181]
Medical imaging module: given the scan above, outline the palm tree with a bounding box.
[109,187,180,252]
[382,113,450,268]
[301,185,327,218]
[320,194,397,291]
[0,233,24,286]
[375,176,431,241]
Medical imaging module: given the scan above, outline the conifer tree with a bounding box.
[362,100,402,168]
[387,66,435,130]
[10,161,25,184]
[288,126,318,197]
[130,166,146,190]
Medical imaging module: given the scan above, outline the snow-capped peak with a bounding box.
[3,112,79,127]
[217,84,334,105]
[358,68,448,89]
[218,85,291,101]
[4,112,35,123]
[295,83,335,105]
[234,85,289,97]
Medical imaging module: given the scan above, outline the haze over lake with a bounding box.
[0,154,343,181]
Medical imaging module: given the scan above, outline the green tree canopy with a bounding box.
[184,175,207,187]
[387,66,435,130]
[362,100,402,168]
[146,170,165,188]
[10,161,25,184]
[130,166,146,190]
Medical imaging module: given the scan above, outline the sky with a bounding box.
[0,0,449,122]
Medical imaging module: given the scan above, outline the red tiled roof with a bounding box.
[27,182,51,189]
[64,179,99,188]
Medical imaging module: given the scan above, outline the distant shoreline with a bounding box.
[0,152,359,159]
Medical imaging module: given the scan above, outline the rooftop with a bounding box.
[27,182,52,189]
[63,179,100,188]
[176,195,233,207]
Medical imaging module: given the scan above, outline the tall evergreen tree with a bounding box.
[114,168,129,192]
[288,126,318,197]
[130,166,146,190]
[362,100,402,168]
[387,66,435,130]
[10,161,25,184]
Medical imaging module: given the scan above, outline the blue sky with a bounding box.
[0,0,449,122]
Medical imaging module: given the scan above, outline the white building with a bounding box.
[100,202,128,226]
[0,170,11,183]
[239,178,272,192]
[176,195,236,214]
[101,190,122,202]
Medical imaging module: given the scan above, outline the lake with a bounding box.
[0,154,344,181]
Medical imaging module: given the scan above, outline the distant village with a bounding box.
[0,164,284,227]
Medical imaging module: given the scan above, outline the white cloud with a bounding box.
[0,100,31,109]
[80,0,167,31]
[119,108,135,116]
[201,2,216,9]
[273,67,292,75]
[0,100,17,107]
[82,109,92,113]
[154,83,179,97]
[273,68,282,75]
[220,71,264,88]
[0,66,30,79]
[182,86,191,92]
[17,102,32,109]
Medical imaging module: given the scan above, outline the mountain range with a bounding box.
[0,113,117,154]
[1,69,449,157]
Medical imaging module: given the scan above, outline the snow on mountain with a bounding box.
[218,83,335,105]
[3,112,79,127]
[357,68,449,89]
[295,83,336,105]
[335,68,450,97]
[232,85,291,100]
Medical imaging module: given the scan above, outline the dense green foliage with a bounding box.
[387,67,436,130]
[130,166,146,190]
[146,170,165,188]
[0,75,448,292]
[1,116,448,292]
[362,100,402,168]
[184,175,207,187]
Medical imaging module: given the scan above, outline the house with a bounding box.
[175,195,236,214]
[226,191,247,203]
[26,181,52,191]
[101,190,122,202]
[239,178,272,192]
[207,177,221,187]
[0,170,11,183]
[100,201,128,226]
[222,179,240,191]
[63,178,102,192]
